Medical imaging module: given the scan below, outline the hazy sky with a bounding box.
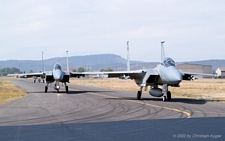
[0,0,225,62]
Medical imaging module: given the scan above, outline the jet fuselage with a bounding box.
[52,64,64,81]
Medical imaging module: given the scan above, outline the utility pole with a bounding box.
[42,51,44,72]
[127,41,130,71]
[19,64,20,74]
[66,51,69,72]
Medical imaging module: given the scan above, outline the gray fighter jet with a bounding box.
[72,41,213,101]
[8,63,70,93]
[43,63,70,93]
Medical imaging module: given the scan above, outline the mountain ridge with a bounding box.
[0,54,224,73]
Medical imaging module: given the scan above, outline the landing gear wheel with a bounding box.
[137,91,142,100]
[43,80,45,83]
[34,80,36,83]
[163,96,167,102]
[57,89,59,93]
[45,86,48,93]
[66,86,68,93]
[167,91,171,101]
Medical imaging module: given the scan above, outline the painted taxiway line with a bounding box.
[193,110,225,115]
[70,87,191,118]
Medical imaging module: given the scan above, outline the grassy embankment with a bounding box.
[70,78,225,101]
[0,79,27,105]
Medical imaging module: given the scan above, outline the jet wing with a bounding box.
[106,70,146,79]
[180,70,214,80]
[71,69,158,80]
[26,72,45,77]
[7,72,45,78]
[70,72,87,78]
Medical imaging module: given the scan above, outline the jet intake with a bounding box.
[62,75,70,82]
[149,88,163,97]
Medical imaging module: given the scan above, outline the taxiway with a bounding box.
[0,79,224,141]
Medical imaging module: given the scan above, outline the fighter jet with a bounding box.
[43,63,70,93]
[8,63,70,93]
[72,41,213,101]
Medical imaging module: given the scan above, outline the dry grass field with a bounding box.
[70,78,225,101]
[0,78,27,105]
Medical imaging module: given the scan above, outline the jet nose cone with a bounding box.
[173,73,182,82]
[166,68,182,84]
[53,70,63,80]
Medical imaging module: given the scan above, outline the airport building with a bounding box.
[215,68,225,78]
[177,63,212,78]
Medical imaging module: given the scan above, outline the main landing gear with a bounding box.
[66,86,68,93]
[45,83,49,93]
[136,84,172,102]
[137,91,142,100]
[59,82,69,93]
[45,86,48,93]
[64,82,69,93]
[162,84,171,102]
[137,86,143,100]
[162,92,171,102]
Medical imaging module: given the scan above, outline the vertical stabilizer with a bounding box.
[127,41,130,71]
[42,51,44,72]
[161,41,165,62]
[66,51,69,72]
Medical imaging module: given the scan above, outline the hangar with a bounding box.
[215,68,225,78]
[177,63,212,78]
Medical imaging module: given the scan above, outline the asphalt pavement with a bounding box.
[0,79,225,141]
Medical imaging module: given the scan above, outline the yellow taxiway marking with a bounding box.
[71,88,191,118]
[193,110,225,115]
[70,87,225,117]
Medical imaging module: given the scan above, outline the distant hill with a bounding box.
[0,54,224,73]
[0,54,142,73]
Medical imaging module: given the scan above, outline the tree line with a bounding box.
[0,67,20,76]
[72,67,113,72]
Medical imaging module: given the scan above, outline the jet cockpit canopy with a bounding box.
[163,57,176,67]
[54,64,62,70]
